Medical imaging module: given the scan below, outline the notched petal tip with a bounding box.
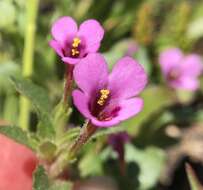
[51,16,78,43]
[109,56,148,99]
[78,19,105,52]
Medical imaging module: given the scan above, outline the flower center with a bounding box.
[168,68,180,80]
[97,89,110,106]
[71,37,81,57]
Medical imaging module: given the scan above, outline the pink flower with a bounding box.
[72,53,147,127]
[49,16,104,65]
[0,134,38,190]
[159,48,203,91]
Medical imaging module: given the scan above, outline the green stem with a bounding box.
[49,122,97,178]
[19,0,39,130]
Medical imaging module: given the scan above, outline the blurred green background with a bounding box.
[1,0,203,189]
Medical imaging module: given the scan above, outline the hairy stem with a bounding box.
[50,122,97,178]
[63,64,74,105]
[19,0,39,130]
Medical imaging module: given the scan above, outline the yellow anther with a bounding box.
[72,37,81,48]
[71,37,81,57]
[71,49,79,56]
[97,89,110,106]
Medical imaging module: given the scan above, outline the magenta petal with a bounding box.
[72,90,91,118]
[177,77,199,91]
[73,53,108,95]
[90,97,143,128]
[62,57,81,65]
[86,43,101,53]
[108,57,147,99]
[51,16,78,44]
[78,19,104,52]
[49,40,63,57]
[117,97,143,121]
[159,48,183,75]
[181,55,203,77]
[90,117,121,128]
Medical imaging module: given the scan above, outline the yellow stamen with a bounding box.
[71,49,79,56]
[72,37,81,48]
[97,89,110,106]
[71,37,81,57]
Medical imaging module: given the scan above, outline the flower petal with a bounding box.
[117,97,143,121]
[49,40,63,57]
[62,57,81,65]
[177,77,199,91]
[108,57,147,99]
[90,97,143,127]
[73,53,108,96]
[72,90,91,118]
[78,19,104,52]
[90,117,121,128]
[159,48,183,75]
[181,54,203,77]
[51,16,78,44]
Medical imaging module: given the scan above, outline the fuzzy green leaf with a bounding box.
[0,126,37,150]
[33,166,49,190]
[125,143,166,190]
[52,101,72,137]
[10,77,55,138]
[79,151,103,177]
[92,125,126,139]
[49,181,72,190]
[58,127,81,145]
[39,141,57,161]
[0,61,20,92]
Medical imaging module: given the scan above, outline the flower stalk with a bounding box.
[49,122,97,178]
[69,122,97,154]
[63,64,74,105]
[19,0,39,130]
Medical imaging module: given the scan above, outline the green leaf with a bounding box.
[33,166,49,190]
[52,101,72,137]
[92,125,126,139]
[0,1,16,29]
[125,143,166,190]
[57,127,80,145]
[39,141,57,161]
[49,181,72,190]
[134,46,152,75]
[186,163,202,190]
[0,126,37,150]
[79,151,103,177]
[0,61,20,92]
[3,93,18,123]
[10,77,55,138]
